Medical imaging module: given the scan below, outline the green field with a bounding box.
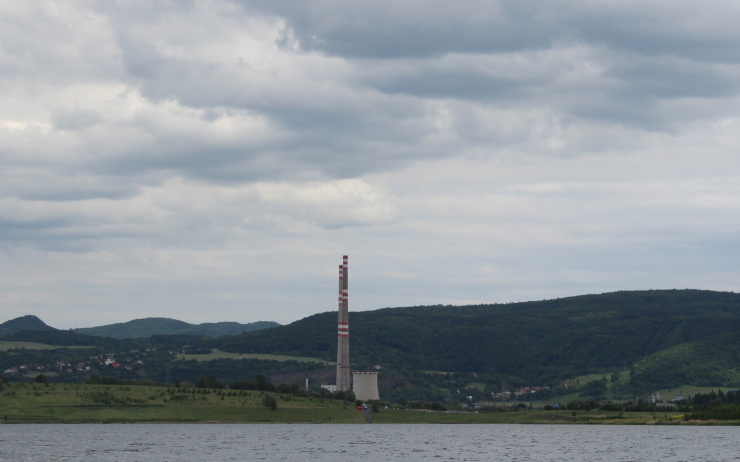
[0,383,365,423]
[558,372,734,404]
[1,383,735,424]
[177,349,331,364]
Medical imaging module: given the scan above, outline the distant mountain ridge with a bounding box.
[0,315,279,339]
[72,318,280,338]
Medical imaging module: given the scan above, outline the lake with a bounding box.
[0,424,737,461]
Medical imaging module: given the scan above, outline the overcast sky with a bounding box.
[2,1,740,329]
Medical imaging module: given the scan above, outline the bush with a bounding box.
[334,390,356,402]
[195,375,224,389]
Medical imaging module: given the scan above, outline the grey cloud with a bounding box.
[68,0,738,188]
[0,3,121,83]
[258,0,562,58]
[564,56,740,129]
[95,146,276,183]
[52,108,103,131]
[572,5,740,64]
[606,58,740,100]
[0,171,142,202]
[368,68,532,101]
[3,0,740,327]
[252,0,740,64]
[4,184,138,203]
[0,215,97,252]
[253,1,740,133]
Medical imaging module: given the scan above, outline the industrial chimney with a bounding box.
[336,255,351,391]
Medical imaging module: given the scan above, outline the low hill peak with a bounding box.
[0,315,57,337]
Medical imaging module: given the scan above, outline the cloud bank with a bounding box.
[2,0,739,327]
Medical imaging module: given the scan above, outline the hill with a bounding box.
[1,290,737,397]
[213,289,740,389]
[72,318,280,338]
[0,315,56,337]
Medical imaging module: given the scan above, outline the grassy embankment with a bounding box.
[551,372,732,405]
[176,349,331,364]
[2,383,735,424]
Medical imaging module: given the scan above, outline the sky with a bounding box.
[2,1,740,329]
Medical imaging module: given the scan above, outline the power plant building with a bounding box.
[335,255,380,401]
[352,372,380,401]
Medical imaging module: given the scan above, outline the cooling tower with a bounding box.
[352,372,379,401]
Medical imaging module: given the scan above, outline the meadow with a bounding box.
[2,382,730,425]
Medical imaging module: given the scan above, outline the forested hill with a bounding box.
[0,316,279,340]
[72,318,280,339]
[213,289,740,386]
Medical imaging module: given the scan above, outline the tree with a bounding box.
[35,374,49,384]
[276,382,300,394]
[580,377,608,399]
[229,380,255,390]
[255,374,274,391]
[262,394,277,411]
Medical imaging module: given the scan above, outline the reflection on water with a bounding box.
[0,424,737,461]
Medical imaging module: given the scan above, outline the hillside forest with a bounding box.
[1,289,738,405]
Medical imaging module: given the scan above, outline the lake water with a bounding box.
[0,424,737,461]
